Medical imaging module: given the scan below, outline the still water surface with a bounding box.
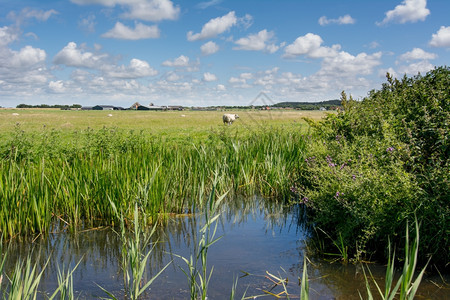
[3,196,449,299]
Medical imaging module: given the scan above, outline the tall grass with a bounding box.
[0,126,307,238]
[175,181,226,300]
[361,219,428,300]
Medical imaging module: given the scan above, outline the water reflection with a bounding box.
[1,196,448,299]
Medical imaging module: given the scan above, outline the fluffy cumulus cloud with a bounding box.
[203,72,217,82]
[378,0,430,25]
[102,22,160,39]
[10,45,46,68]
[53,42,108,68]
[48,80,66,93]
[0,26,19,46]
[398,48,437,61]
[104,58,158,78]
[233,30,280,53]
[317,51,382,77]
[283,33,341,58]
[71,0,180,22]
[318,14,355,26]
[0,25,48,86]
[429,26,450,48]
[162,55,190,67]
[201,41,219,55]
[187,11,237,41]
[397,60,434,75]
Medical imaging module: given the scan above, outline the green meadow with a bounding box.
[0,109,322,238]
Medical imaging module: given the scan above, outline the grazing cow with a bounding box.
[223,113,239,125]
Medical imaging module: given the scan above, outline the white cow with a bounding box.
[223,113,239,125]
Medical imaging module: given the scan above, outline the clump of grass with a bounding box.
[48,259,82,300]
[175,181,226,300]
[360,218,429,300]
[5,254,49,300]
[100,200,171,300]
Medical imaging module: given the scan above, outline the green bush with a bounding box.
[298,66,449,266]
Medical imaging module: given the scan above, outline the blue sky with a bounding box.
[0,0,449,108]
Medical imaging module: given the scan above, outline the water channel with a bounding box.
[2,196,449,299]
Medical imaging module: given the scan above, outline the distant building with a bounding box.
[137,104,166,111]
[91,105,124,110]
[167,106,184,111]
[93,105,115,110]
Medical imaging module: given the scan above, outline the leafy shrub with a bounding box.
[298,66,449,266]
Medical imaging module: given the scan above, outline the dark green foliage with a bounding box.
[273,99,341,110]
[298,66,449,267]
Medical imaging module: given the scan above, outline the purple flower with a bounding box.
[301,197,309,204]
[352,174,356,180]
[386,147,395,152]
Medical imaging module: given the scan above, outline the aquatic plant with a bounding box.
[360,219,429,300]
[100,200,171,300]
[175,181,226,300]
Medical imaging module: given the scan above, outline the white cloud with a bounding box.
[368,41,381,49]
[283,33,340,58]
[7,8,58,25]
[201,41,219,55]
[53,42,108,68]
[203,72,217,82]
[233,29,280,53]
[399,48,437,61]
[217,84,226,91]
[102,22,160,40]
[105,58,158,78]
[162,55,190,67]
[78,14,96,33]
[166,72,180,81]
[196,0,222,9]
[0,26,19,46]
[317,51,382,77]
[10,45,46,68]
[71,0,180,22]
[378,0,430,25]
[397,60,434,75]
[121,0,180,22]
[0,26,50,95]
[48,80,66,93]
[187,11,237,41]
[318,14,355,26]
[429,26,450,48]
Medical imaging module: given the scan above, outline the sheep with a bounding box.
[223,113,239,125]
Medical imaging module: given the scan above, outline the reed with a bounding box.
[175,180,226,300]
[0,126,307,238]
[360,218,428,300]
[100,200,171,300]
[6,254,50,300]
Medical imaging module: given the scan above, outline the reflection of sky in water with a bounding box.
[2,196,448,299]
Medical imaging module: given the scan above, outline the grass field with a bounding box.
[0,108,328,238]
[0,109,327,139]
